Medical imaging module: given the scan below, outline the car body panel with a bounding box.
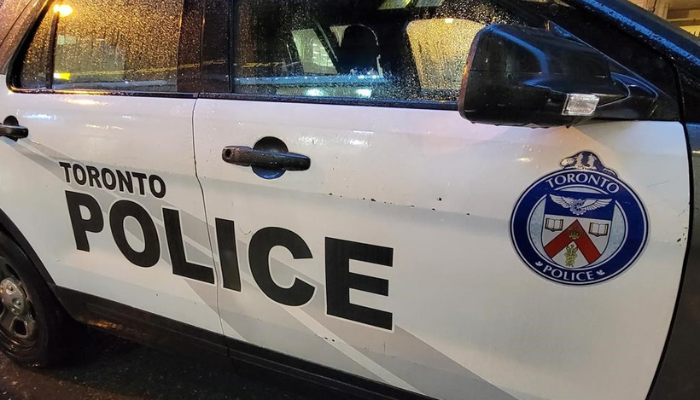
[194,97,690,400]
[0,87,223,333]
[0,0,696,399]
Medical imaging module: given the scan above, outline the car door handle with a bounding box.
[0,124,28,140]
[222,146,311,171]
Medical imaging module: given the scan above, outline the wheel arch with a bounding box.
[0,208,55,286]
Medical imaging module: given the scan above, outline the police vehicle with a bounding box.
[0,0,698,399]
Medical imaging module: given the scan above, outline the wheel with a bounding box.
[0,231,76,366]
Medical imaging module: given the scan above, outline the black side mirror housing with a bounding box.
[458,24,659,128]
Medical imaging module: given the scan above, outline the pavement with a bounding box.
[0,330,353,400]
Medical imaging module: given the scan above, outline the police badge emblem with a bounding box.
[510,151,648,285]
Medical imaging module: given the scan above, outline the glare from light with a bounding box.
[355,88,372,98]
[305,88,325,97]
[86,124,124,131]
[64,98,107,107]
[444,18,454,24]
[298,136,320,145]
[53,4,73,17]
[53,72,71,80]
[379,0,412,10]
[346,139,368,148]
[23,113,55,121]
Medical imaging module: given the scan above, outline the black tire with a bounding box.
[0,231,76,366]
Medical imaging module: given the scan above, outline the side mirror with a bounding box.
[458,24,658,128]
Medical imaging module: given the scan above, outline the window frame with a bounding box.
[6,0,202,99]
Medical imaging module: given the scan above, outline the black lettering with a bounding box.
[249,227,314,306]
[73,164,87,186]
[215,218,241,291]
[132,172,147,196]
[102,168,117,190]
[65,191,104,252]
[163,208,214,283]
[59,162,72,183]
[149,175,166,199]
[116,170,133,193]
[109,200,160,268]
[86,166,102,189]
[325,238,393,330]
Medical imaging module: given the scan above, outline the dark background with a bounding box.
[0,330,352,400]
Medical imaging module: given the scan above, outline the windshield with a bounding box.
[518,0,700,43]
[515,0,700,77]
[528,1,697,38]
[634,0,700,41]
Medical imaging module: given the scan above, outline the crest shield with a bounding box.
[511,151,648,285]
[540,191,614,269]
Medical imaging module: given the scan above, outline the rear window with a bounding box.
[18,0,185,92]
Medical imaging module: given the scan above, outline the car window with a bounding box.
[232,0,541,103]
[406,18,485,92]
[18,7,53,89]
[18,0,185,92]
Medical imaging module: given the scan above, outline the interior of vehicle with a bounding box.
[232,0,538,102]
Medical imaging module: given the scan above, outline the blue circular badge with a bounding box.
[510,151,648,285]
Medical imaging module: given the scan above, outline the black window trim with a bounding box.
[5,0,201,99]
[198,92,458,110]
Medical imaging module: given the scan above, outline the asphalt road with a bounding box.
[0,330,352,400]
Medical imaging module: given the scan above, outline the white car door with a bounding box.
[193,1,689,400]
[0,0,222,335]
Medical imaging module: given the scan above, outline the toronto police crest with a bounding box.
[510,151,648,285]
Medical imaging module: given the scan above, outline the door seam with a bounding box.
[191,98,229,353]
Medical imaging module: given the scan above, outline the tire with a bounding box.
[0,231,76,366]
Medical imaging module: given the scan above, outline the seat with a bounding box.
[336,25,380,74]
